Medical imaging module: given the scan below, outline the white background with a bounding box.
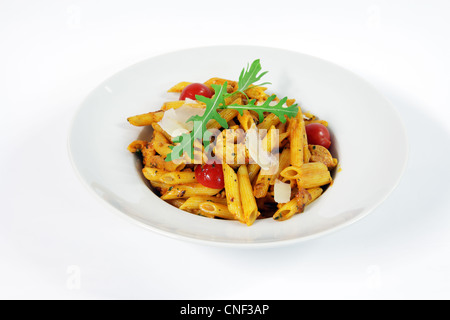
[1,0,450,300]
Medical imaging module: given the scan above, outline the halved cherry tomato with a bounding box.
[306,123,331,149]
[179,83,213,101]
[195,163,224,189]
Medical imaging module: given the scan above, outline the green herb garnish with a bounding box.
[223,95,298,123]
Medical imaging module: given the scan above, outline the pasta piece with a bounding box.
[276,121,287,134]
[237,165,260,226]
[247,164,261,184]
[199,202,236,220]
[228,119,238,127]
[161,100,206,111]
[128,140,148,153]
[262,125,277,152]
[306,187,323,205]
[152,123,174,142]
[161,101,185,110]
[257,113,281,131]
[152,131,174,158]
[280,166,302,180]
[286,98,296,107]
[142,167,168,182]
[163,160,186,172]
[127,110,164,127]
[273,188,312,221]
[222,163,245,222]
[299,115,310,164]
[253,172,271,199]
[245,86,268,102]
[237,110,255,132]
[296,163,332,189]
[204,77,238,93]
[289,118,304,167]
[166,199,187,208]
[224,94,244,107]
[150,180,171,194]
[179,196,227,211]
[206,109,239,130]
[159,171,197,185]
[161,183,222,200]
[269,148,291,185]
[167,82,192,93]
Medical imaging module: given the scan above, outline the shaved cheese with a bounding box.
[274,179,291,204]
[245,124,279,174]
[158,104,205,138]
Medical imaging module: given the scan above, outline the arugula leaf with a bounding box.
[236,59,271,94]
[224,95,299,123]
[166,83,229,162]
[189,83,229,131]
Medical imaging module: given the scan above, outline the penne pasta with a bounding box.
[161,100,206,111]
[273,188,312,221]
[199,202,235,220]
[166,198,187,209]
[159,171,197,185]
[280,166,302,180]
[257,113,281,131]
[128,140,148,153]
[306,187,324,205]
[152,131,174,158]
[179,196,228,211]
[247,164,261,184]
[161,183,222,200]
[237,165,260,226]
[253,172,271,199]
[269,148,291,185]
[237,110,255,132]
[127,111,164,127]
[142,167,168,182]
[296,162,332,189]
[207,109,239,130]
[152,123,174,142]
[222,163,245,222]
[289,118,304,167]
[204,77,238,93]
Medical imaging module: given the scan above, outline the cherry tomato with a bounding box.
[195,163,225,189]
[179,83,213,101]
[306,123,332,149]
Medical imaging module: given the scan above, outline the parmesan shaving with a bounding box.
[274,179,291,204]
[158,104,205,138]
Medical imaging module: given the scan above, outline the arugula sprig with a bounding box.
[223,95,298,124]
[166,60,299,162]
[234,59,271,95]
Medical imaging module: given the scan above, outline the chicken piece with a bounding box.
[309,145,338,169]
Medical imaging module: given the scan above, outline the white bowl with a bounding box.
[68,46,408,247]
